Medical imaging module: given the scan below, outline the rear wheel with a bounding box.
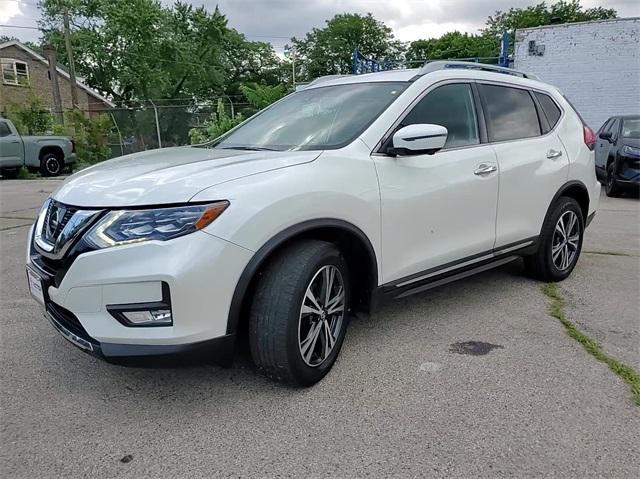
[524,197,584,282]
[249,240,350,386]
[605,163,622,197]
[40,152,63,177]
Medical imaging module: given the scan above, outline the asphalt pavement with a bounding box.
[1,179,639,478]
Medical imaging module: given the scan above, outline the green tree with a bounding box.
[2,88,53,135]
[240,83,287,110]
[40,0,229,104]
[291,13,404,79]
[406,32,498,64]
[223,29,286,97]
[484,0,617,36]
[188,99,244,144]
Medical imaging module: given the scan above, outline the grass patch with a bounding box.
[542,283,640,406]
[16,166,30,179]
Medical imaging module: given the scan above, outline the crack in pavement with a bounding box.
[542,283,640,407]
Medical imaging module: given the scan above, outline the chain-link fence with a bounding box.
[99,97,252,158]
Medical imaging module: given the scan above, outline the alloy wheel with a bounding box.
[45,157,61,175]
[551,210,580,271]
[298,265,345,367]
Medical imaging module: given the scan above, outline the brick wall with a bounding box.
[514,18,640,130]
[0,45,98,115]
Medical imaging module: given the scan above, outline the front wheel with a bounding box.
[40,152,63,177]
[524,197,584,282]
[605,163,622,197]
[249,240,350,386]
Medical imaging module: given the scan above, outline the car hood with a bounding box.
[51,146,320,207]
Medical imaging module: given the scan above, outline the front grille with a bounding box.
[42,201,78,245]
[47,302,97,345]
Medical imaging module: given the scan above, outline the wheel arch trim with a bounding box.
[226,218,379,335]
[544,180,590,229]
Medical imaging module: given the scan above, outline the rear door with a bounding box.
[0,120,24,168]
[478,83,569,249]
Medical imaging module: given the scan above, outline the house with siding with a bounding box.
[0,40,114,115]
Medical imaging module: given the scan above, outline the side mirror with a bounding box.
[598,131,613,142]
[390,124,448,156]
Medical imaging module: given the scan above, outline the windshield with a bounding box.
[211,82,408,151]
[622,118,640,139]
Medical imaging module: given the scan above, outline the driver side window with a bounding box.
[401,83,479,149]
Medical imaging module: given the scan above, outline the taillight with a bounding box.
[583,125,596,151]
[70,139,76,153]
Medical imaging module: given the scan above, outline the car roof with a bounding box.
[303,66,554,93]
[611,115,640,120]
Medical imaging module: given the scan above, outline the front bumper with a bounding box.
[27,225,253,362]
[613,156,640,184]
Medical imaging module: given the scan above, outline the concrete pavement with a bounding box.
[1,179,638,478]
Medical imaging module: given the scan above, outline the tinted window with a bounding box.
[608,119,620,135]
[0,121,11,137]
[480,84,541,142]
[598,118,613,135]
[622,118,640,139]
[534,92,562,129]
[401,83,479,148]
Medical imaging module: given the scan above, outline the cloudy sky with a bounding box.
[1,0,639,53]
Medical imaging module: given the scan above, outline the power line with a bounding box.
[0,22,293,40]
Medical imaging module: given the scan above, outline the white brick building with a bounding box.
[514,18,640,130]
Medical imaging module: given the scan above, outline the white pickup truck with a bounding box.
[0,118,76,177]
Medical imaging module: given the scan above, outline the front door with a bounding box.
[373,82,499,283]
[0,120,23,168]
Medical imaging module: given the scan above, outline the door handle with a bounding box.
[474,164,497,176]
[547,149,563,159]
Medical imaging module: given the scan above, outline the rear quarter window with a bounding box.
[534,92,562,129]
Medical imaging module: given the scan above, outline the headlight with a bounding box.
[83,201,229,249]
[622,145,640,158]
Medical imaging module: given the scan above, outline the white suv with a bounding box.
[26,62,600,386]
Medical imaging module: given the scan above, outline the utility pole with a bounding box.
[42,45,64,125]
[284,45,296,88]
[63,9,79,109]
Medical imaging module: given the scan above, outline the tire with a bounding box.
[605,163,622,197]
[40,152,63,177]
[249,240,351,386]
[524,197,584,282]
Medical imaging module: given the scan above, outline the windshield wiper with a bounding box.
[220,146,278,151]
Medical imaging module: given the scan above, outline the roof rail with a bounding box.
[418,61,540,80]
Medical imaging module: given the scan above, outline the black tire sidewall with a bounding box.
[284,248,351,386]
[540,198,584,281]
[41,153,62,176]
[605,164,620,197]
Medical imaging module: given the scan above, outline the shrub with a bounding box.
[189,99,243,144]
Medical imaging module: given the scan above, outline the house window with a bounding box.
[1,58,30,86]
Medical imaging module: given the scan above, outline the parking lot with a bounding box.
[1,179,639,478]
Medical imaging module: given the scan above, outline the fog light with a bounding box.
[107,282,173,327]
[121,309,172,325]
